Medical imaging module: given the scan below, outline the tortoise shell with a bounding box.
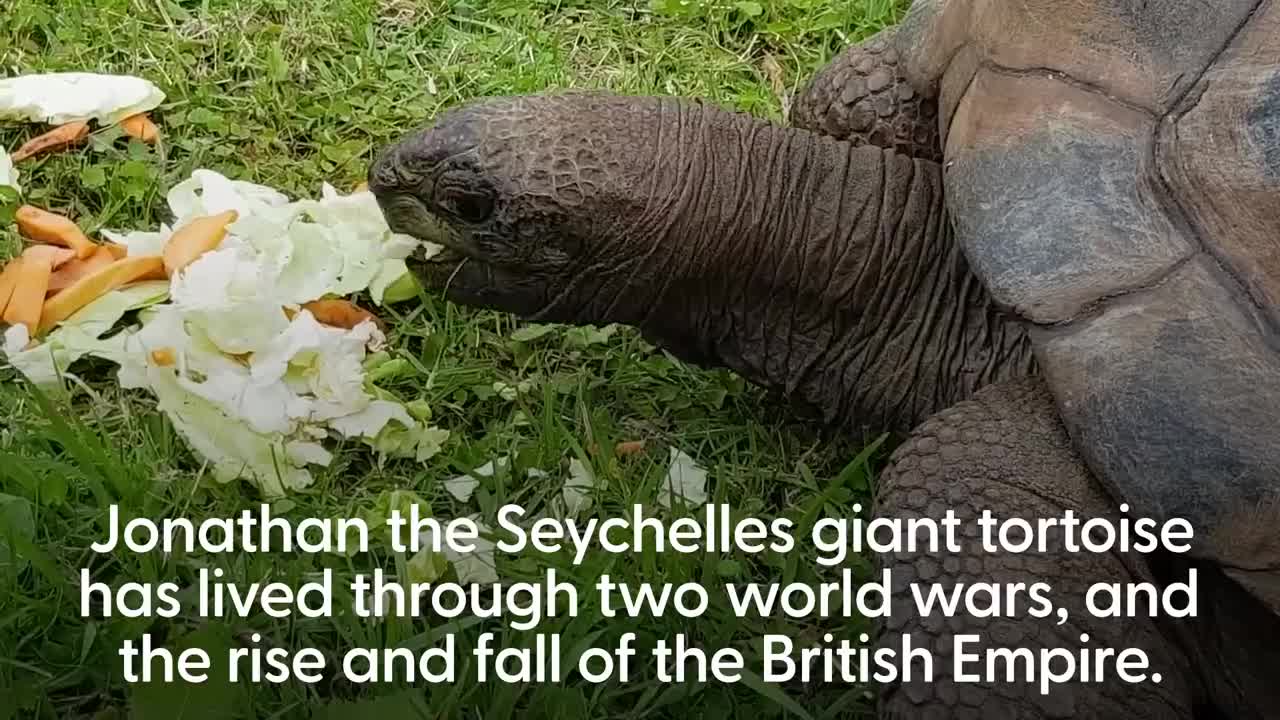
[895,0,1280,608]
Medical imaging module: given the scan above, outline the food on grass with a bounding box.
[0,72,165,126]
[0,147,18,194]
[40,255,164,331]
[302,298,385,331]
[0,259,25,317]
[15,205,98,258]
[4,282,169,386]
[23,244,77,269]
[47,246,117,294]
[120,113,159,144]
[149,347,176,367]
[3,248,59,332]
[5,169,446,497]
[614,440,646,456]
[10,121,91,162]
[162,209,238,276]
[2,323,30,354]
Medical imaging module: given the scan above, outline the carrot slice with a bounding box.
[40,255,164,331]
[302,298,385,331]
[3,249,58,333]
[15,206,98,259]
[11,121,91,163]
[163,209,238,276]
[102,243,129,260]
[614,440,647,457]
[47,246,117,295]
[22,245,77,270]
[0,259,25,319]
[149,348,177,367]
[120,113,160,144]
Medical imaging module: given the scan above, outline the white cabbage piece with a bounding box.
[166,169,292,221]
[273,224,345,305]
[0,147,19,194]
[3,324,30,356]
[327,399,415,439]
[114,309,324,496]
[122,363,318,497]
[412,516,498,585]
[658,447,709,510]
[250,310,365,384]
[301,183,440,303]
[443,474,479,503]
[285,440,333,468]
[450,519,499,584]
[101,227,170,256]
[443,456,511,503]
[368,259,409,305]
[169,247,291,355]
[562,458,597,516]
[0,72,165,125]
[305,183,397,237]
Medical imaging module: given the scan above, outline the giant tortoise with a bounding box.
[368,1,1280,716]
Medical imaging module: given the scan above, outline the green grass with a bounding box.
[0,1,905,717]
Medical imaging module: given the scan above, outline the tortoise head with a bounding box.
[368,93,665,325]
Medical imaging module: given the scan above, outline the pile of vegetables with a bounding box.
[1,73,449,497]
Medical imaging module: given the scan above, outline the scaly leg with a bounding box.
[873,378,1197,719]
[792,27,940,161]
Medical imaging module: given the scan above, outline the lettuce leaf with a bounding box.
[0,147,19,194]
[0,72,165,125]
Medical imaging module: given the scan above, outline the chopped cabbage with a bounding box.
[4,169,449,497]
[658,448,709,510]
[0,72,165,126]
[0,147,19,194]
[4,282,169,386]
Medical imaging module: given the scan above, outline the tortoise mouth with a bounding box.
[377,192,492,281]
[373,188,566,319]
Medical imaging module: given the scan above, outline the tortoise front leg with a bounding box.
[873,378,1197,719]
[792,26,940,161]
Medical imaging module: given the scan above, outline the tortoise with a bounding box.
[368,0,1280,716]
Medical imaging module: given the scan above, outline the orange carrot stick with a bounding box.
[15,205,98,259]
[40,255,164,331]
[0,259,24,319]
[46,246,117,295]
[120,113,160,144]
[302,298,385,331]
[11,121,91,162]
[3,248,60,333]
[149,348,177,367]
[22,245,77,270]
[163,209,238,276]
[614,440,647,457]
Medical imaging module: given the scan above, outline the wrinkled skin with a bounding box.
[369,92,1035,433]
[370,6,1280,717]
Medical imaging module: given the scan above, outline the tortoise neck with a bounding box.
[606,106,1036,430]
